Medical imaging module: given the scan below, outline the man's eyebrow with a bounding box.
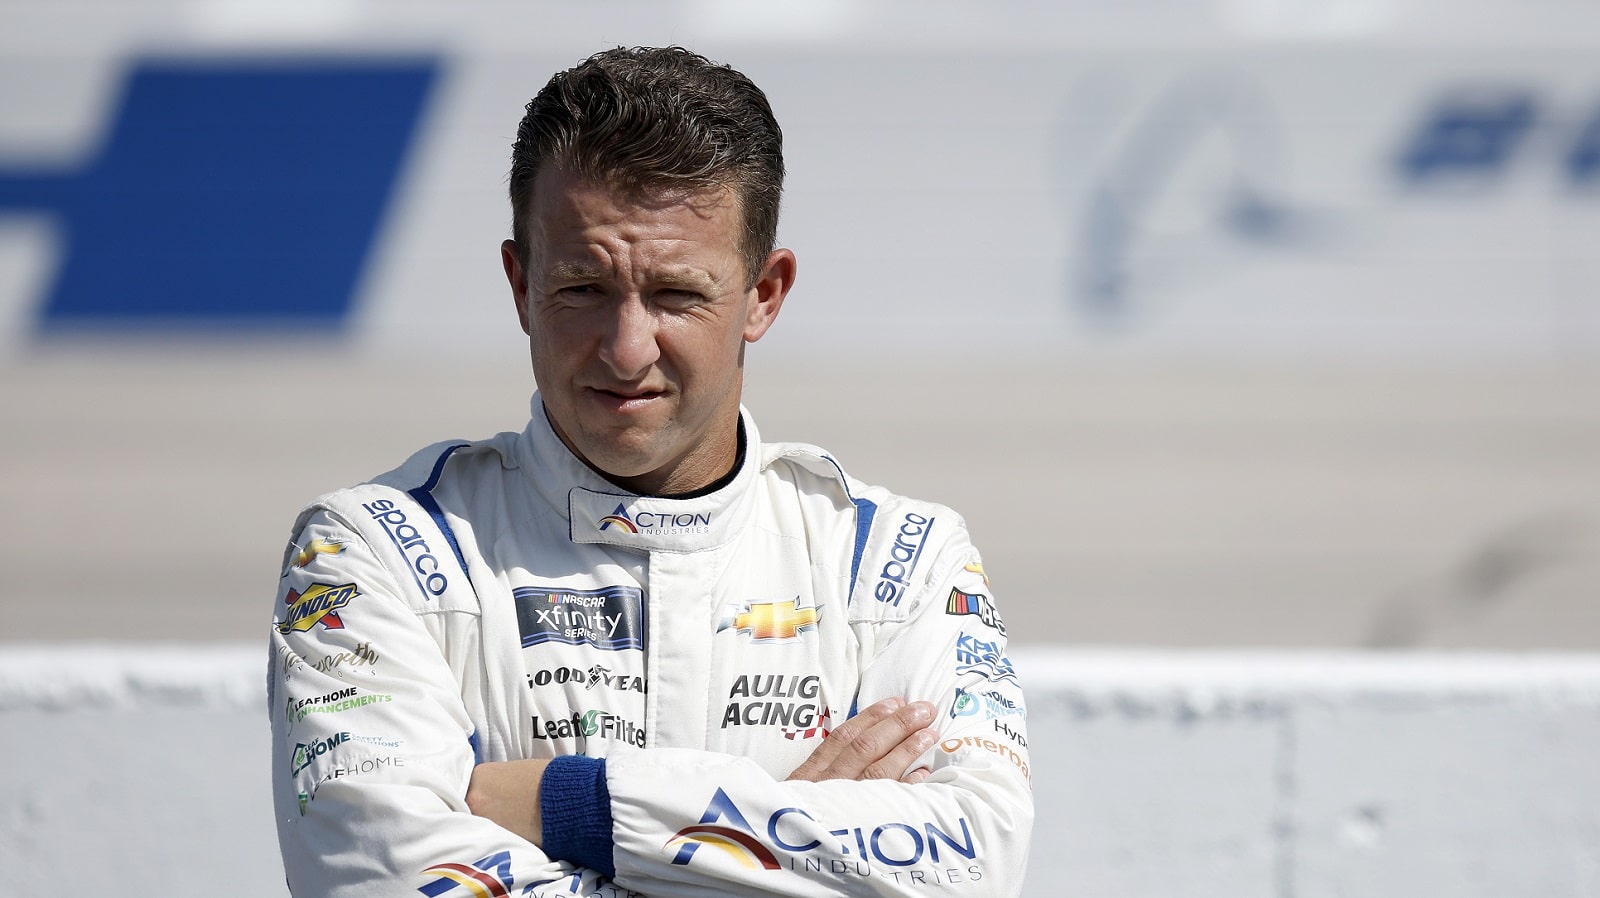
[547,261,607,282]
[650,267,719,290]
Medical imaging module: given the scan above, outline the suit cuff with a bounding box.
[539,755,615,878]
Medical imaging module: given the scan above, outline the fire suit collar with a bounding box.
[516,393,759,553]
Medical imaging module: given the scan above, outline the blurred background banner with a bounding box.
[1,0,1597,648]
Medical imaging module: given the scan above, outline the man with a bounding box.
[270,46,1032,897]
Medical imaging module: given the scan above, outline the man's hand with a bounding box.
[466,758,551,845]
[785,697,938,784]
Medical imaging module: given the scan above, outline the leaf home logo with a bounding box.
[666,788,782,871]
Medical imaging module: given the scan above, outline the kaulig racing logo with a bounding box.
[666,787,981,883]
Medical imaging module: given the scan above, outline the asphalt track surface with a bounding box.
[4,349,1598,648]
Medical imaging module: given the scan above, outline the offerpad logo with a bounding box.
[666,788,781,871]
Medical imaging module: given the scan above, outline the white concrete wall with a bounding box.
[3,646,1596,897]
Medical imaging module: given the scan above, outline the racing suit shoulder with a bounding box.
[764,441,974,623]
[288,435,517,616]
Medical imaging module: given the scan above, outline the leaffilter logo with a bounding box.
[666,788,781,871]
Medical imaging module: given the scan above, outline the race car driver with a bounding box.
[269,45,1033,897]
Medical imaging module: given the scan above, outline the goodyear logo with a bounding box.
[277,583,359,634]
[717,598,821,643]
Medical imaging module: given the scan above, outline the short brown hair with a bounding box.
[509,46,785,287]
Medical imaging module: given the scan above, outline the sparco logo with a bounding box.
[362,498,448,598]
[530,710,646,747]
[874,513,934,606]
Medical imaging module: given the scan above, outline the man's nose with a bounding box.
[598,296,661,379]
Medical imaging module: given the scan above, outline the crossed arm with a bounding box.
[466,697,939,846]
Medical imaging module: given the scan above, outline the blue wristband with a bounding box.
[539,755,615,878]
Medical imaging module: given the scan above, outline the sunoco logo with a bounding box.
[277,582,358,634]
[873,513,934,606]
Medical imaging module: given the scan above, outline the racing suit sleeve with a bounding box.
[270,509,636,898]
[561,528,1033,898]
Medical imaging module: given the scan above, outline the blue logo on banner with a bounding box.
[0,57,436,334]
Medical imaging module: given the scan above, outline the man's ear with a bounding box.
[744,248,797,343]
[502,239,532,336]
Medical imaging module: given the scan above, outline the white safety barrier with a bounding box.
[2,645,1597,897]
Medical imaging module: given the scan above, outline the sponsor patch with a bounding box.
[946,588,1006,635]
[418,851,513,898]
[873,513,935,606]
[950,686,1026,720]
[529,709,646,748]
[282,536,347,576]
[941,734,1031,784]
[514,585,645,651]
[717,598,821,643]
[668,787,981,879]
[721,674,828,732]
[277,582,359,634]
[955,633,1018,684]
[524,664,646,693]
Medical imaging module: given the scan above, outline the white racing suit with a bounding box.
[269,399,1033,897]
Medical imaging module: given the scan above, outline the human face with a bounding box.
[502,167,795,496]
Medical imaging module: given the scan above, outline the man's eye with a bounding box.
[657,290,705,307]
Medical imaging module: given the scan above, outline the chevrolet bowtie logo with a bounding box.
[717,598,822,643]
[285,537,347,574]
